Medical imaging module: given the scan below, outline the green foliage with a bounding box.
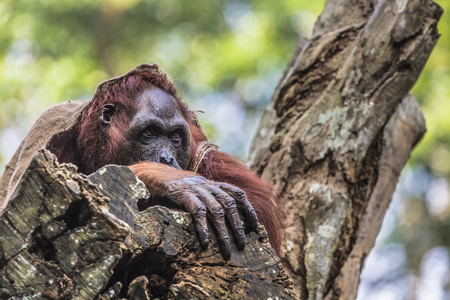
[1,0,448,168]
[0,0,324,159]
[411,0,450,176]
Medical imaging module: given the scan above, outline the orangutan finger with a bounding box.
[209,185,246,250]
[196,187,232,260]
[218,183,258,231]
[182,193,210,250]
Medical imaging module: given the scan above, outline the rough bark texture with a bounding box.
[249,0,441,299]
[0,150,294,299]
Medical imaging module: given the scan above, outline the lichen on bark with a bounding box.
[250,0,441,299]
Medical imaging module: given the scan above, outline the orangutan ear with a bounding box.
[99,104,116,126]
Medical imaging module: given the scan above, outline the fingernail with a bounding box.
[237,229,245,250]
[202,238,210,250]
[220,238,231,260]
[199,230,209,250]
[251,220,258,231]
[237,239,245,250]
[221,247,231,260]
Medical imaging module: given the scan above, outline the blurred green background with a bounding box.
[0,0,448,298]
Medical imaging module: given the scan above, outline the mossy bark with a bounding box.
[0,150,294,299]
[249,0,441,299]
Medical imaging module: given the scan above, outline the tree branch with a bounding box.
[250,0,441,299]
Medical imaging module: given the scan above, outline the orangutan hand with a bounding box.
[165,176,258,259]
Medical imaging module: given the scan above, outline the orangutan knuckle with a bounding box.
[192,205,207,218]
[234,189,246,200]
[210,204,224,218]
[223,197,237,210]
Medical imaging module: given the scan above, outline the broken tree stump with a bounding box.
[0,149,294,299]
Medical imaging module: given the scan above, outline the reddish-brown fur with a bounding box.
[56,65,283,257]
[129,162,198,197]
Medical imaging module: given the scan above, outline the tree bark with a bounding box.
[249,0,441,299]
[0,150,294,299]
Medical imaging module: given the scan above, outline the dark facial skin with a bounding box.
[105,88,191,169]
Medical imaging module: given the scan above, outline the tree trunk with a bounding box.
[249,0,442,299]
[0,150,294,299]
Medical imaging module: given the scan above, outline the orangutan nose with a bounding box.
[159,150,181,170]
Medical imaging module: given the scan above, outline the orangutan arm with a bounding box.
[129,162,258,259]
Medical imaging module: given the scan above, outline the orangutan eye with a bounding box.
[171,132,181,142]
[143,129,154,138]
